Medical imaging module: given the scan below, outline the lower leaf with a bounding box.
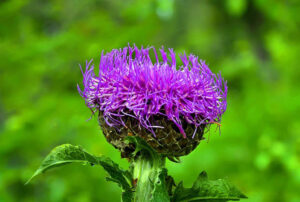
[26,144,133,201]
[171,171,247,202]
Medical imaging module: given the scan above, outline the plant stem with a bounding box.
[132,153,168,202]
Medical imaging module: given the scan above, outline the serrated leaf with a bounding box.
[26,144,133,202]
[172,171,247,202]
[150,168,170,202]
[166,174,176,196]
[172,181,198,202]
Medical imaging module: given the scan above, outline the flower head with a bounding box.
[78,45,227,157]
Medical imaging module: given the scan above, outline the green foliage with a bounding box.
[127,136,170,201]
[1,0,300,201]
[26,144,133,202]
[150,168,170,202]
[125,136,160,161]
[172,171,247,202]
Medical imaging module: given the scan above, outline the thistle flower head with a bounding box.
[78,45,227,157]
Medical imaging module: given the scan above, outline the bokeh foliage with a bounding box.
[1,0,300,201]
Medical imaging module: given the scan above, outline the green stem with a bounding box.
[132,153,168,202]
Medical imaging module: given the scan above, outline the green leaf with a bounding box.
[166,174,176,196]
[127,136,169,201]
[26,144,133,202]
[125,136,159,159]
[150,168,170,202]
[172,171,247,202]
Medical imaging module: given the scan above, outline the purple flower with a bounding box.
[78,45,227,138]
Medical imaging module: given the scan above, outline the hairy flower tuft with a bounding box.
[78,45,227,140]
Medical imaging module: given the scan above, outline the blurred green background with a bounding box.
[1,0,300,201]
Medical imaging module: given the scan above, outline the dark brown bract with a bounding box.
[98,112,206,158]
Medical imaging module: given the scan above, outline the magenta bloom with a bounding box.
[78,45,227,138]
